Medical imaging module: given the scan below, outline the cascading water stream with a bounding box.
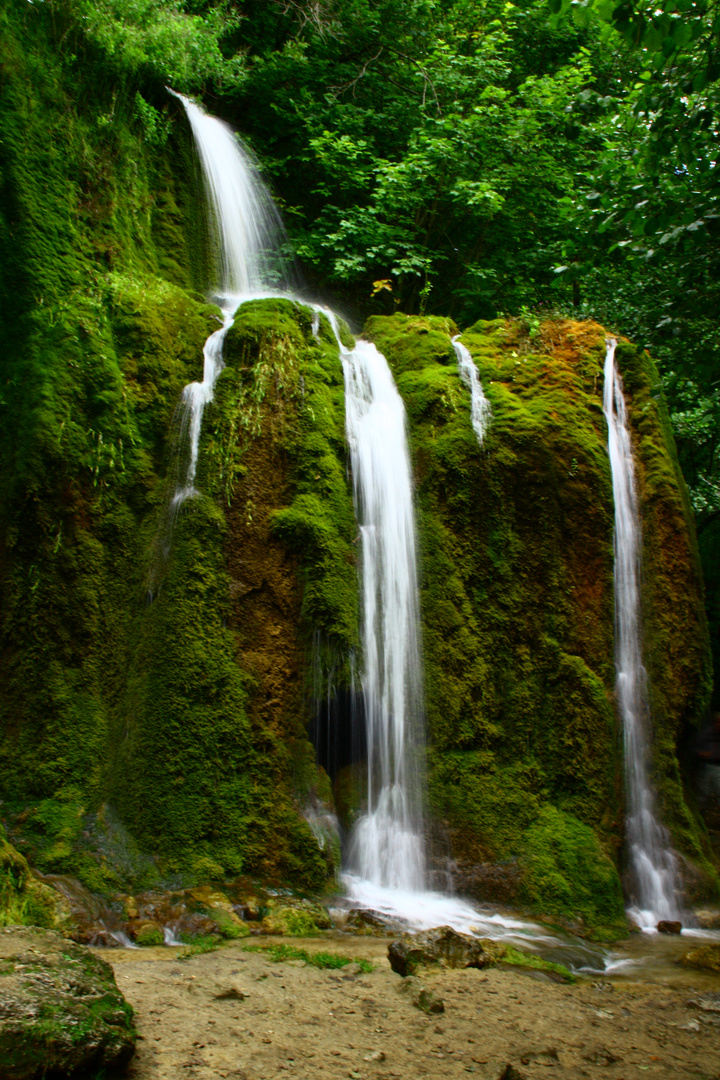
[603,338,681,930]
[452,335,491,445]
[169,92,293,506]
[326,313,426,893]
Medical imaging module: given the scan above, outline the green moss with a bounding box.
[519,806,626,933]
[261,897,333,935]
[178,934,222,958]
[215,298,359,656]
[208,908,251,939]
[502,944,576,983]
[0,825,67,929]
[0,8,349,894]
[135,924,164,947]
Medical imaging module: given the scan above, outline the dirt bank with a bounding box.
[109,935,720,1080]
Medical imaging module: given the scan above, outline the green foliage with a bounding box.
[65,0,245,93]
[243,943,375,973]
[228,0,604,321]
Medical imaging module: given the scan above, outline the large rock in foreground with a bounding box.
[388,925,506,976]
[0,926,135,1080]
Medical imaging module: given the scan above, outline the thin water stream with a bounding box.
[169,92,294,508]
[603,338,681,930]
[452,335,491,445]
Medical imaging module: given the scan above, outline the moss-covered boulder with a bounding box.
[364,313,714,926]
[0,925,135,1079]
[0,827,71,932]
[261,896,333,936]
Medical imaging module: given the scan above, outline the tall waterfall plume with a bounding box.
[170,92,293,505]
[603,338,681,928]
[452,335,491,445]
[322,312,427,893]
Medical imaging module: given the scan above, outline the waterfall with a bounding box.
[169,92,293,505]
[452,335,491,445]
[172,98,551,943]
[603,338,681,929]
[321,311,426,892]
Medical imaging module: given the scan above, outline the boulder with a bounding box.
[0,830,73,934]
[0,925,135,1079]
[657,920,682,934]
[344,908,396,935]
[388,925,506,976]
[694,909,720,930]
[129,919,164,946]
[261,898,332,936]
[680,943,720,973]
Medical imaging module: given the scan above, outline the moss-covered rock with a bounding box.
[0,827,71,932]
[260,897,333,936]
[0,925,136,1079]
[363,313,714,925]
[519,806,626,937]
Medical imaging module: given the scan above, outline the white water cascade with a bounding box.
[337,322,426,892]
[170,92,292,505]
[603,338,681,930]
[452,335,492,445]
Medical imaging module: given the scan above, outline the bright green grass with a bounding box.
[243,943,374,973]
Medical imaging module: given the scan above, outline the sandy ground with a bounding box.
[107,935,720,1080]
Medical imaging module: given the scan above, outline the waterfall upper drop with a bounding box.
[170,92,293,503]
[452,335,491,445]
[322,313,426,893]
[603,338,681,929]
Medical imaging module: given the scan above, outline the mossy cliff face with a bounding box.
[0,4,714,922]
[364,313,714,927]
[0,8,346,891]
[0,7,210,857]
[109,299,357,887]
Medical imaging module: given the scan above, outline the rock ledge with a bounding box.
[0,925,136,1080]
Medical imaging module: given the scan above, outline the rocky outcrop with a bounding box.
[680,943,720,973]
[0,828,71,933]
[388,925,507,977]
[0,925,135,1079]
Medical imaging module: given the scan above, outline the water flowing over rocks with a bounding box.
[0,926,136,1079]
